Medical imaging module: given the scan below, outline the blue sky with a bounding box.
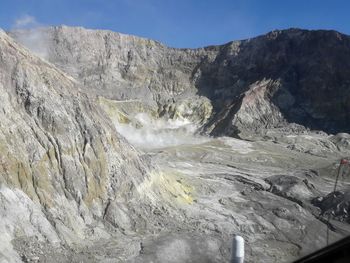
[1,0,349,48]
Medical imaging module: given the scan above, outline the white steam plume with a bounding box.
[114,113,209,150]
[11,15,49,59]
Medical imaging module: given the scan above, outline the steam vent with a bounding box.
[1,26,350,262]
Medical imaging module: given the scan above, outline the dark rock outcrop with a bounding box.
[4,26,350,262]
[313,191,350,223]
[196,29,350,136]
[12,27,350,137]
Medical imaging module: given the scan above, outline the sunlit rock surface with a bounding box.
[11,26,350,136]
[0,29,155,262]
[0,26,350,262]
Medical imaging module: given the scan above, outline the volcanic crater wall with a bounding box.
[12,26,350,136]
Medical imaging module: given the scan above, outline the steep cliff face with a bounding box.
[11,27,217,104]
[196,29,350,136]
[3,26,350,263]
[13,27,350,136]
[0,29,153,261]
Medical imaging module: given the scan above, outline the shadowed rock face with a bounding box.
[11,27,350,136]
[313,191,350,223]
[3,26,350,263]
[197,29,350,136]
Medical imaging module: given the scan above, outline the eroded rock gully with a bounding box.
[0,26,349,262]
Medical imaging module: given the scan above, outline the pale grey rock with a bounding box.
[12,27,350,136]
[10,26,216,109]
[0,29,155,261]
[2,26,350,263]
[330,133,350,152]
[0,186,60,263]
[147,136,347,262]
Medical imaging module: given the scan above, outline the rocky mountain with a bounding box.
[0,28,157,262]
[0,26,350,262]
[11,26,350,137]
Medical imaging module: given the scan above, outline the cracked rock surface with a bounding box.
[0,26,350,262]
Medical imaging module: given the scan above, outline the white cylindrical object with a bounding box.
[231,235,244,263]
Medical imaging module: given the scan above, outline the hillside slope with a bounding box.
[3,26,350,263]
[11,27,350,136]
[0,28,153,262]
